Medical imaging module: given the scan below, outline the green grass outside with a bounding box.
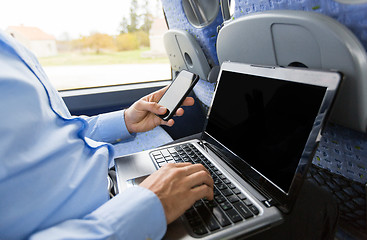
[39,47,170,66]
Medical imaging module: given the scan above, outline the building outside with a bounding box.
[142,18,168,58]
[6,25,58,57]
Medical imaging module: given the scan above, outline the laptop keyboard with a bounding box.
[151,143,260,237]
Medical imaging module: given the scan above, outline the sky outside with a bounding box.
[0,0,161,40]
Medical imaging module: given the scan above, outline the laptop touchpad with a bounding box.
[115,151,156,182]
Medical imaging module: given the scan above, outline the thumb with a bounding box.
[138,100,167,115]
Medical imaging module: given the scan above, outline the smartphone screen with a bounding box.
[158,70,198,120]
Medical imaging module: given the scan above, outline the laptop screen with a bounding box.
[205,69,327,194]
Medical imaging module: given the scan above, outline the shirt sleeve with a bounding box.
[29,187,167,240]
[81,109,135,143]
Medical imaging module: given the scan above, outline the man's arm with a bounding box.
[81,110,135,143]
[124,86,194,134]
[30,162,214,240]
[30,187,167,240]
[81,87,194,143]
[0,30,211,240]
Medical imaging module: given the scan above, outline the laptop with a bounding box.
[115,62,342,239]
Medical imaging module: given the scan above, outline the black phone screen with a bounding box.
[158,70,197,119]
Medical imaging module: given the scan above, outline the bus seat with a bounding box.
[163,29,217,112]
[232,0,367,52]
[216,9,367,237]
[309,122,367,237]
[161,0,224,114]
[161,0,223,67]
[164,29,211,81]
[217,10,367,133]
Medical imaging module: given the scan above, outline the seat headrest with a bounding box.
[217,10,367,132]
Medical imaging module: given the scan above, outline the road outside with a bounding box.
[43,63,172,90]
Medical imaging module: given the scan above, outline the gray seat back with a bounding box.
[164,29,211,80]
[217,10,367,132]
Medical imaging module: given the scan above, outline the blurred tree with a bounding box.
[71,37,84,51]
[140,0,153,33]
[116,33,139,51]
[134,30,150,47]
[127,0,139,33]
[116,0,163,51]
[82,33,115,54]
[120,17,129,34]
[120,0,155,34]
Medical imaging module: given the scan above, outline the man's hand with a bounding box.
[124,86,195,133]
[140,163,214,224]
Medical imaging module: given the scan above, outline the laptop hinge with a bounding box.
[201,141,282,208]
[262,198,276,208]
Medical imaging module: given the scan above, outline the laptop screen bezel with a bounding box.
[202,62,341,213]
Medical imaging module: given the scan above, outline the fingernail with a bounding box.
[159,107,166,113]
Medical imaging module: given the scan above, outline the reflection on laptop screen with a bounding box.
[206,70,326,193]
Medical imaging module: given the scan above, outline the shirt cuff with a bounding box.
[92,186,167,239]
[95,110,134,143]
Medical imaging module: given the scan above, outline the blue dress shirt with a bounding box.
[0,30,167,239]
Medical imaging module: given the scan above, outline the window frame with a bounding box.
[61,80,171,115]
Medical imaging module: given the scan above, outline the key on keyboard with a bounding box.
[151,143,260,237]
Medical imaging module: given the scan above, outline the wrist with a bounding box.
[123,108,134,134]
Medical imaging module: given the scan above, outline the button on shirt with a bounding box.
[0,31,166,239]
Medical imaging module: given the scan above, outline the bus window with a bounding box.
[0,0,170,91]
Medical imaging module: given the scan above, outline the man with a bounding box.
[0,30,213,239]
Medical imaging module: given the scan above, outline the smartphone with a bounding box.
[157,70,199,121]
